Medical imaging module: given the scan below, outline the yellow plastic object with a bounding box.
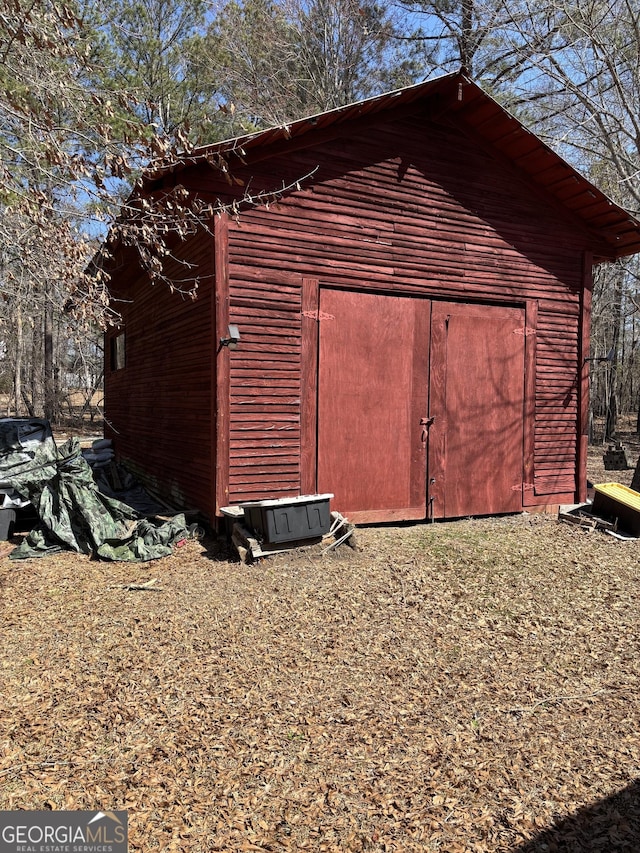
[593,482,640,535]
[594,482,640,508]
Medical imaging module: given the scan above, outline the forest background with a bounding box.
[1,0,638,442]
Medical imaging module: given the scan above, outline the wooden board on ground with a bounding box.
[232,522,322,563]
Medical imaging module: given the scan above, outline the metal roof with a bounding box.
[148,71,640,261]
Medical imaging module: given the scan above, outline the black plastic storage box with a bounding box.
[241,494,333,544]
[0,508,16,540]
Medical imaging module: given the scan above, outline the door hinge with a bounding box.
[513,327,536,336]
[302,310,335,321]
[512,483,535,491]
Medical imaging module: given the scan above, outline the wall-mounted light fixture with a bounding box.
[220,324,241,350]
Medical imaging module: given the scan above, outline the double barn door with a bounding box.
[316,289,526,522]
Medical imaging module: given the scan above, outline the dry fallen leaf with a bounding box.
[1,426,640,850]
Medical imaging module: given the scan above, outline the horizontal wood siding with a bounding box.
[105,229,214,513]
[227,272,302,502]
[221,113,587,505]
[533,311,580,495]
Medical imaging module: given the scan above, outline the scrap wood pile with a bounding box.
[2,515,640,851]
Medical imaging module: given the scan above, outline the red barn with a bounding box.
[103,72,640,524]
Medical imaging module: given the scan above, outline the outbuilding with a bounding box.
[103,71,640,524]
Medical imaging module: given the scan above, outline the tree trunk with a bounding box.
[27,324,39,417]
[43,297,55,423]
[461,0,474,73]
[13,302,23,417]
[604,270,624,440]
[605,384,618,440]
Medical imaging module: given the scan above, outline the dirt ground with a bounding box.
[2,432,640,851]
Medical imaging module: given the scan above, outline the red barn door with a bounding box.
[317,289,430,522]
[316,290,526,522]
[428,302,526,518]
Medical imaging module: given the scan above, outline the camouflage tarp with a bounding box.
[5,436,187,562]
[0,417,54,508]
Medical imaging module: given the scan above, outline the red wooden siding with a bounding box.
[533,309,580,496]
[227,269,302,503]
[104,228,214,514]
[216,114,587,512]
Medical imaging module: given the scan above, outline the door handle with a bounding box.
[420,416,435,443]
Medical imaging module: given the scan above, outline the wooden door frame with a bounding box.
[576,252,593,505]
[300,277,320,495]
[303,286,538,516]
[522,298,538,507]
[214,213,230,516]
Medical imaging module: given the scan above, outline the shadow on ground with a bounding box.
[513,779,640,852]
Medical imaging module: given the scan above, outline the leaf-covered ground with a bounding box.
[1,442,640,851]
